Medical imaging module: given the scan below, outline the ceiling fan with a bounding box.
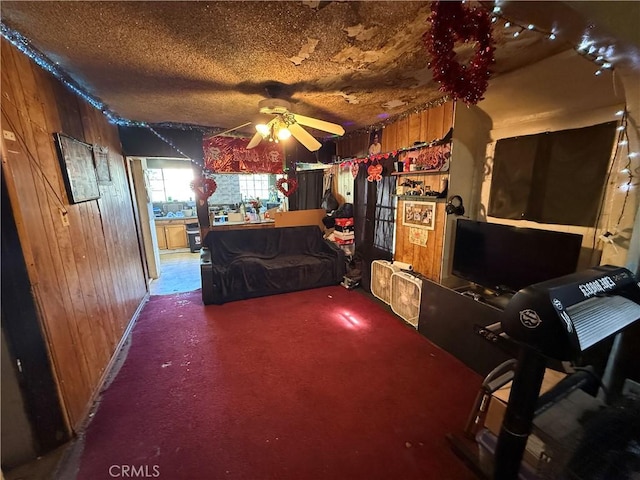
[246,98,345,152]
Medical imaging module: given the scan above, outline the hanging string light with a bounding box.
[484,2,617,77]
[592,108,638,256]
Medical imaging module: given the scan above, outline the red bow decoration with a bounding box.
[190,177,217,201]
[367,164,383,182]
[276,177,298,197]
[350,163,360,179]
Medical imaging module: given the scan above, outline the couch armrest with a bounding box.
[324,239,346,282]
[200,247,215,305]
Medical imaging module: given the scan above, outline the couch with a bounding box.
[200,225,345,305]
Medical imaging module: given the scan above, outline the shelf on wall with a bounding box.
[391,170,449,176]
[393,195,447,202]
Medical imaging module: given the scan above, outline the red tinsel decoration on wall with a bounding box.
[190,176,217,201]
[423,1,495,105]
[276,177,298,197]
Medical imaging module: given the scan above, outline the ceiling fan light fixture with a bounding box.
[255,123,270,136]
[246,97,342,151]
[277,127,291,140]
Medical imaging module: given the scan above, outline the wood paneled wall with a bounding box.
[380,103,454,153]
[1,39,147,429]
[336,103,454,280]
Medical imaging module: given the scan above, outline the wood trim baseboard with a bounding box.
[73,292,151,434]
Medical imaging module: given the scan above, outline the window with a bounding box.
[372,176,396,252]
[147,168,195,202]
[238,174,271,200]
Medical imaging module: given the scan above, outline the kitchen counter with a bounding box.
[154,216,199,225]
[204,219,275,232]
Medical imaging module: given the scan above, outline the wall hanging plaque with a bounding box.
[54,133,100,204]
[402,200,436,230]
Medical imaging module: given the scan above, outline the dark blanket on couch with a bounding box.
[201,225,345,304]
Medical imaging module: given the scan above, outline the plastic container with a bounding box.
[186,223,201,253]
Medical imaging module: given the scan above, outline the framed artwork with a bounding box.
[93,145,112,183]
[54,133,101,204]
[368,129,382,156]
[402,200,436,230]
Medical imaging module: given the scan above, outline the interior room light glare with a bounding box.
[615,110,625,116]
[277,127,291,140]
[619,140,629,146]
[621,168,631,174]
[256,123,269,135]
[617,126,626,132]
[629,152,638,158]
[578,36,593,51]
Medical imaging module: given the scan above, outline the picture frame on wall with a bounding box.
[402,200,436,230]
[54,133,101,204]
[93,145,112,184]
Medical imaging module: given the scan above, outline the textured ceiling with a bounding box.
[1,1,638,138]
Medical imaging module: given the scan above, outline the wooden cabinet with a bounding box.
[155,218,192,250]
[165,225,187,249]
[155,225,168,249]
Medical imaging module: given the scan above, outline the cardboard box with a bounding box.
[485,368,566,436]
[483,369,565,469]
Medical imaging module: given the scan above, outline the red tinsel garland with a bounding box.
[423,1,495,105]
[276,177,298,197]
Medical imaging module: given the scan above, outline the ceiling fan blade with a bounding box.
[292,114,345,136]
[288,123,322,151]
[246,131,263,149]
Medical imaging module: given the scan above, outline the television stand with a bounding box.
[482,293,512,311]
[418,280,514,376]
[456,284,513,311]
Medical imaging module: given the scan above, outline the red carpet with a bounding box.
[76,286,481,479]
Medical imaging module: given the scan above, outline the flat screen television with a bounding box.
[451,219,583,294]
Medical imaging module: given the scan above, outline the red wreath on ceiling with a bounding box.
[276,177,298,197]
[190,176,217,202]
[423,1,495,105]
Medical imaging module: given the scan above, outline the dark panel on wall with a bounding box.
[1,177,69,453]
[317,140,337,164]
[118,126,204,166]
[489,122,617,226]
